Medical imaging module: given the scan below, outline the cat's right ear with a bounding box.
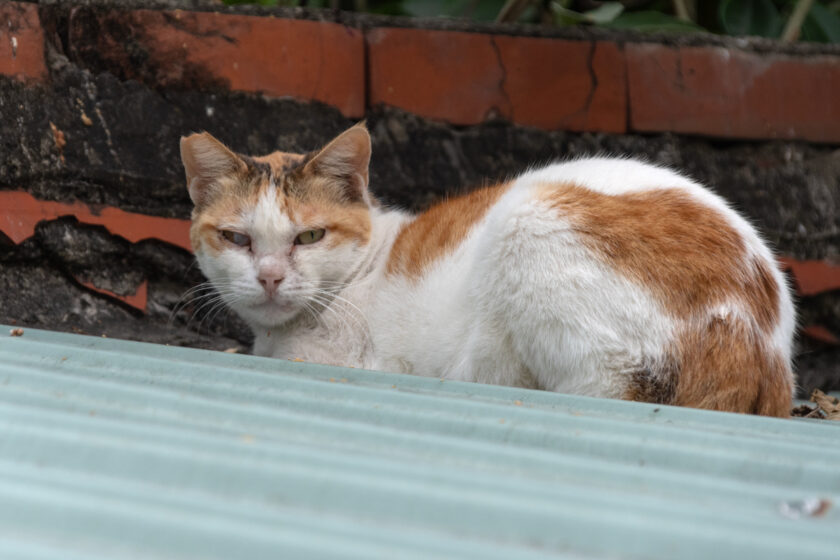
[304,123,372,205]
[180,132,245,207]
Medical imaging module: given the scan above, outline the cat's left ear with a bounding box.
[304,123,371,205]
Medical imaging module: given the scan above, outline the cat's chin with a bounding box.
[237,300,302,329]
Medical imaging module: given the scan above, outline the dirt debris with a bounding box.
[791,389,840,420]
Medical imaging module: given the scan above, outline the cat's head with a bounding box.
[180,123,373,329]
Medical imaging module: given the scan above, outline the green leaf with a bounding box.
[603,11,704,33]
[583,2,624,25]
[718,0,782,38]
[800,2,840,43]
[552,1,624,26]
[551,3,589,24]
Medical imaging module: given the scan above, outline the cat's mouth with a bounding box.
[250,298,296,313]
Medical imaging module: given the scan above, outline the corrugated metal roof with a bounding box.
[0,325,837,559]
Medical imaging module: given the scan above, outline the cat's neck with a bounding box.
[345,205,412,286]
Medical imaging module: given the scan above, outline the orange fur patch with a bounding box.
[538,184,780,331]
[190,172,267,254]
[191,156,371,254]
[670,318,792,416]
[253,151,307,175]
[624,318,792,416]
[289,197,371,247]
[186,124,372,254]
[538,183,790,416]
[387,182,511,277]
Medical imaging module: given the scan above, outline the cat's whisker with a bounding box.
[190,294,233,329]
[306,298,354,337]
[306,292,366,336]
[204,299,237,333]
[196,294,244,334]
[168,283,223,323]
[313,290,367,321]
[299,300,328,330]
[170,293,222,329]
[310,290,368,331]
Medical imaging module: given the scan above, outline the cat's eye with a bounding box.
[295,229,326,246]
[221,230,251,248]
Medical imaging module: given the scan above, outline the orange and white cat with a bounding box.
[180,123,795,416]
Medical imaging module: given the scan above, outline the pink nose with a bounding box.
[258,274,284,295]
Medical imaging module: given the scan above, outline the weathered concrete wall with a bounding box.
[1,0,838,394]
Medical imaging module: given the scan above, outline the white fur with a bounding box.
[196,158,796,398]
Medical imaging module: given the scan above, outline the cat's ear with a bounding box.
[180,132,246,206]
[304,123,371,204]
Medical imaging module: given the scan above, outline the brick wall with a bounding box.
[7,3,838,137]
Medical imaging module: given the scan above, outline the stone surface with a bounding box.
[0,227,251,351]
[627,43,840,143]
[68,8,365,117]
[0,68,354,219]
[0,2,47,83]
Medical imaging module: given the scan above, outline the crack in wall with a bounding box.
[563,40,600,124]
[565,41,598,122]
[581,40,598,117]
[624,44,632,133]
[675,48,686,93]
[489,35,513,121]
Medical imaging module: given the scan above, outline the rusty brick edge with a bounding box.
[3,2,838,142]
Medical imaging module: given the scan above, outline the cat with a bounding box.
[180,123,795,417]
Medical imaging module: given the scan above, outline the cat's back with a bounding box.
[380,157,795,416]
[516,158,794,413]
[519,157,794,350]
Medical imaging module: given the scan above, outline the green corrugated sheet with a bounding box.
[0,325,837,559]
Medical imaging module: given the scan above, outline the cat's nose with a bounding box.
[258,274,284,296]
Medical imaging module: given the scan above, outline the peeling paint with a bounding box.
[779,257,840,296]
[0,191,191,251]
[802,325,840,346]
[77,278,148,313]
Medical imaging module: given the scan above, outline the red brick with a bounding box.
[0,2,47,82]
[494,36,625,132]
[368,28,626,131]
[69,9,365,118]
[367,28,504,125]
[627,43,840,143]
